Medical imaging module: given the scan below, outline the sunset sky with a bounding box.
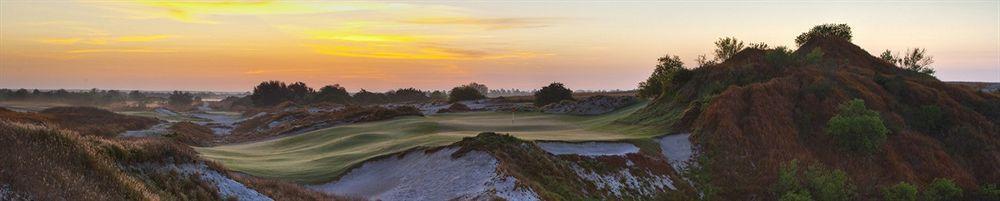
[1,1,998,92]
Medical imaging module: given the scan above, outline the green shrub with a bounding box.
[714,37,745,62]
[804,48,825,64]
[765,46,796,67]
[775,160,805,195]
[882,182,918,201]
[980,184,1000,200]
[448,86,485,103]
[825,99,889,153]
[910,105,950,134]
[923,178,962,201]
[805,166,855,201]
[796,24,852,46]
[533,83,573,107]
[780,191,815,201]
[638,54,685,99]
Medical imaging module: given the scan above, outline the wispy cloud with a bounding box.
[99,1,400,23]
[400,17,561,30]
[40,34,174,45]
[67,48,177,54]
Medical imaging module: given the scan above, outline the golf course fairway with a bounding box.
[195,102,662,184]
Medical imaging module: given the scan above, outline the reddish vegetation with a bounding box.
[166,122,216,146]
[636,37,1000,199]
[225,105,422,143]
[38,106,161,137]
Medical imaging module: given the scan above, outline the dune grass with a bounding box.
[196,102,661,184]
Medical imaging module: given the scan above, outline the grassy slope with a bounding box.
[196,102,656,184]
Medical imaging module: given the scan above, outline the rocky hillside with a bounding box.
[625,36,999,199]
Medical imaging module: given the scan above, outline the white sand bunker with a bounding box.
[537,142,639,156]
[658,133,694,171]
[312,148,539,201]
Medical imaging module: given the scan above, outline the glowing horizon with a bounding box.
[1,1,997,92]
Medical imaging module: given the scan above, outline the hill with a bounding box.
[624,36,999,199]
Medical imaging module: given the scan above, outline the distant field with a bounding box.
[0,101,71,112]
[196,102,660,184]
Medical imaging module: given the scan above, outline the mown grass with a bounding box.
[196,102,660,184]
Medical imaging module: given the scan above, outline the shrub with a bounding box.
[796,24,852,46]
[805,165,855,201]
[779,191,814,201]
[352,89,387,104]
[695,54,717,67]
[775,160,805,195]
[533,83,573,107]
[250,81,291,107]
[167,91,194,108]
[385,88,429,103]
[910,105,950,134]
[766,46,796,67]
[313,84,351,104]
[286,82,313,101]
[714,37,745,62]
[638,54,685,99]
[429,90,448,100]
[882,182,918,201]
[804,48,825,64]
[880,49,935,75]
[825,99,889,154]
[923,178,962,201]
[980,184,1000,200]
[448,86,485,102]
[465,82,489,96]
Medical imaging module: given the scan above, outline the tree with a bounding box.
[534,83,573,106]
[695,54,717,67]
[250,80,291,107]
[352,89,387,104]
[796,24,852,46]
[429,90,448,100]
[314,84,351,104]
[638,54,686,99]
[465,82,489,96]
[287,82,313,102]
[386,88,429,102]
[449,86,485,103]
[167,91,194,107]
[714,37,745,62]
[825,99,889,154]
[880,49,935,75]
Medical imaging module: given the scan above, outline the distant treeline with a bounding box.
[0,88,231,109]
[246,81,457,107]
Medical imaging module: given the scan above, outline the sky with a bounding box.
[1,0,998,92]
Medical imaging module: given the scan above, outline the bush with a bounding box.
[774,160,855,201]
[880,49,935,75]
[352,89,387,104]
[287,82,313,101]
[167,91,194,108]
[825,99,889,154]
[449,86,485,102]
[980,184,1000,200]
[429,90,448,100]
[923,178,962,201]
[385,88,429,103]
[313,84,351,104]
[805,166,855,201]
[714,37,745,62]
[638,54,685,99]
[796,24,852,46]
[250,81,291,107]
[533,83,573,107]
[882,182,918,201]
[910,105,950,134]
[766,46,796,67]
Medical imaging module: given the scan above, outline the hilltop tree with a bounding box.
[534,83,573,106]
[250,81,291,107]
[714,37,745,62]
[638,54,687,99]
[465,82,489,96]
[287,82,313,102]
[796,24,852,46]
[449,86,485,103]
[314,84,351,104]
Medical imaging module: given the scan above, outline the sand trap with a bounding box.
[312,148,539,201]
[537,142,639,156]
[571,165,675,197]
[658,133,694,171]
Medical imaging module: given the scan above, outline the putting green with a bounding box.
[195,102,661,184]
